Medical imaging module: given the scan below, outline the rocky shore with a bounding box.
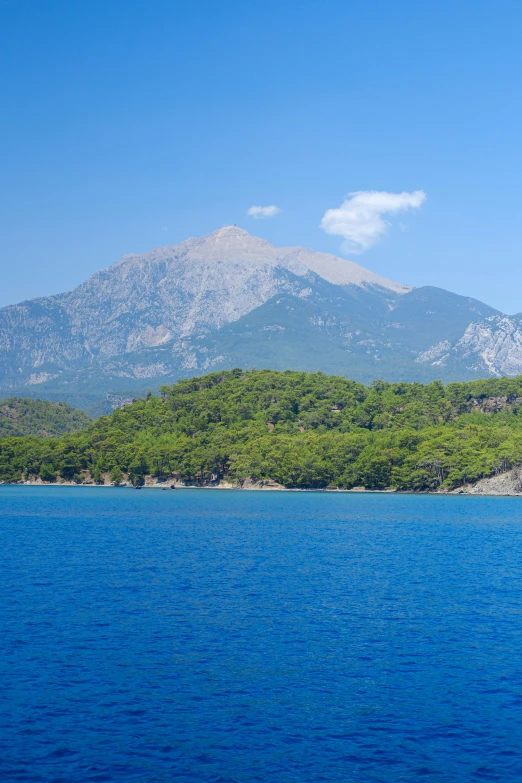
[448,466,522,496]
[10,475,287,491]
[5,468,522,496]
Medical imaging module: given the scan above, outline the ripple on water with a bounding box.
[1,487,522,782]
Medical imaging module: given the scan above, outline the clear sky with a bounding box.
[1,0,522,312]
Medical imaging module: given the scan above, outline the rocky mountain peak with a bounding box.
[211,225,251,238]
[0,226,419,401]
[110,226,410,294]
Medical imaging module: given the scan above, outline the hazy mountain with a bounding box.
[0,225,518,413]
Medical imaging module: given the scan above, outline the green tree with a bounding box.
[39,463,56,482]
[110,466,124,485]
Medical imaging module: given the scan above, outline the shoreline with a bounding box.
[1,480,394,493]
[2,479,522,497]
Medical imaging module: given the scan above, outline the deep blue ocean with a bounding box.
[1,487,522,782]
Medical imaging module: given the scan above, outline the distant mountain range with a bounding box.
[1,225,521,414]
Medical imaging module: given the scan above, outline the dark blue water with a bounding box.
[1,488,522,782]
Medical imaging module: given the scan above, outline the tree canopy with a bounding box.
[0,397,91,438]
[2,369,522,489]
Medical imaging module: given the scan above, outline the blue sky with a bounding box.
[1,0,522,312]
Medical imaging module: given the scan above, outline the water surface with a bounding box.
[1,487,522,782]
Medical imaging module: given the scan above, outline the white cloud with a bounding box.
[320,190,426,254]
[247,205,281,219]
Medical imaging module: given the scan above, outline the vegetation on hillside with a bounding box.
[2,369,522,489]
[0,397,91,438]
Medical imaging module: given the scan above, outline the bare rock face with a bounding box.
[417,315,522,377]
[0,226,409,390]
[451,466,522,496]
[456,316,522,375]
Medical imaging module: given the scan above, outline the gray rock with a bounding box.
[417,315,522,376]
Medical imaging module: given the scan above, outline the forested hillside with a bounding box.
[2,369,522,489]
[0,398,91,438]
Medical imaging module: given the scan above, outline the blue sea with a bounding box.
[1,487,522,782]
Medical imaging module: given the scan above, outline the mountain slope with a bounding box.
[0,398,91,437]
[146,284,502,385]
[381,286,499,352]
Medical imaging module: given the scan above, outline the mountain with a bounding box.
[0,398,91,437]
[0,226,518,413]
